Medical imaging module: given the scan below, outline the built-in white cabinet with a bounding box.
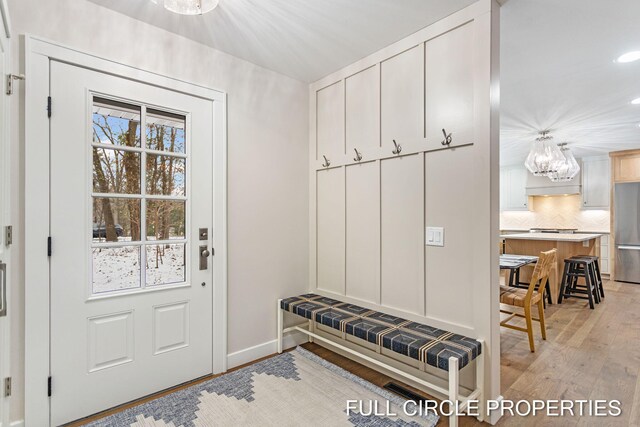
[581,156,610,209]
[500,166,529,211]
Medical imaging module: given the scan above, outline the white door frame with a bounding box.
[0,2,11,426]
[24,35,228,427]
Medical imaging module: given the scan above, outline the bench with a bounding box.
[277,293,485,427]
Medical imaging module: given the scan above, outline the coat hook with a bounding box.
[441,129,453,146]
[353,148,363,162]
[392,139,402,155]
[322,155,331,168]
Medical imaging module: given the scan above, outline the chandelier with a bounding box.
[152,0,219,15]
[547,143,580,182]
[524,131,565,176]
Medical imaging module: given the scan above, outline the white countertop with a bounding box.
[501,232,603,242]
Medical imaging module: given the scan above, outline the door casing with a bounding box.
[24,35,228,427]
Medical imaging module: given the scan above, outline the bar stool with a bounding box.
[558,258,599,309]
[570,255,604,300]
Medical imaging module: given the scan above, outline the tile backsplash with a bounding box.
[500,195,610,233]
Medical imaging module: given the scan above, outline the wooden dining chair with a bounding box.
[499,249,557,352]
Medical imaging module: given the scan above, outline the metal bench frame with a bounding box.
[277,299,485,427]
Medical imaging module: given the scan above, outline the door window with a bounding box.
[91,97,187,294]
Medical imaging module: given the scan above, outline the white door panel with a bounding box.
[50,60,215,425]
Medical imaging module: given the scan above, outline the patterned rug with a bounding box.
[86,347,439,426]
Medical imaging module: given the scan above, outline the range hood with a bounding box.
[525,169,582,196]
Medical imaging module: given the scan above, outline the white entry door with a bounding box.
[50,60,216,425]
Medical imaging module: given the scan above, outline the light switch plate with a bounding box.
[426,227,444,247]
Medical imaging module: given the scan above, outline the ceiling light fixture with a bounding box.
[632,98,640,105]
[524,130,565,176]
[547,143,580,182]
[617,51,640,63]
[151,0,219,15]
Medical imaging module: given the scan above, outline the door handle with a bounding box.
[618,246,640,250]
[199,245,211,270]
[0,262,6,317]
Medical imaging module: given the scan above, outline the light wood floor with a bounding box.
[71,280,640,426]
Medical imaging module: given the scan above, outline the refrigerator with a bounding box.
[614,182,640,283]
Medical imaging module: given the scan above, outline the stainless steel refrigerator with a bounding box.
[615,182,640,283]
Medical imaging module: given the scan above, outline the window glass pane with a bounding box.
[92,246,141,293]
[146,109,186,154]
[146,155,186,196]
[146,244,186,286]
[93,148,141,194]
[92,198,141,243]
[146,200,186,241]
[92,97,141,148]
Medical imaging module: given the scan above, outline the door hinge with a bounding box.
[5,74,25,96]
[47,96,52,118]
[3,377,11,397]
[47,376,52,397]
[47,236,52,257]
[4,225,12,247]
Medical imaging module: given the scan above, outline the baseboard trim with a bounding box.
[488,395,504,425]
[226,331,307,369]
[9,420,25,427]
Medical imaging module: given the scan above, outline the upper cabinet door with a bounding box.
[346,65,380,155]
[425,23,474,150]
[316,81,345,159]
[582,157,610,209]
[380,45,424,150]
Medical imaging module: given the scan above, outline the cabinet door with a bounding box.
[425,22,474,150]
[380,46,424,149]
[582,157,610,209]
[380,154,424,314]
[346,66,380,153]
[345,162,380,303]
[316,81,345,159]
[509,167,529,210]
[614,154,640,182]
[317,168,345,295]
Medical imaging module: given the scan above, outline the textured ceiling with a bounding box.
[500,0,640,165]
[87,0,476,83]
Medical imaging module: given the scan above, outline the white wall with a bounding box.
[8,0,309,421]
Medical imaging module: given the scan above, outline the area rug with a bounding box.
[86,347,439,426]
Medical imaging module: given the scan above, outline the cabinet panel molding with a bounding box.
[346,65,380,154]
[316,81,345,160]
[345,162,380,303]
[425,22,474,151]
[380,45,424,150]
[316,168,346,295]
[380,154,425,315]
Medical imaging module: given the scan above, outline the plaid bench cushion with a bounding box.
[280,294,481,372]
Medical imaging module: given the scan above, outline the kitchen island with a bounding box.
[501,233,602,303]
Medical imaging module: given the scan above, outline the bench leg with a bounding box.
[476,340,485,422]
[449,357,459,427]
[308,319,314,343]
[277,299,283,354]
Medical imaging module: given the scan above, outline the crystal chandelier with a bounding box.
[524,130,565,176]
[547,143,580,182]
[152,0,219,15]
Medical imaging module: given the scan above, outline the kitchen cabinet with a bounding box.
[581,156,610,209]
[500,166,529,211]
[599,234,610,274]
[611,150,640,182]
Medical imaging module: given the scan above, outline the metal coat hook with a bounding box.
[441,129,453,146]
[392,140,402,155]
[322,155,331,168]
[353,148,363,162]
